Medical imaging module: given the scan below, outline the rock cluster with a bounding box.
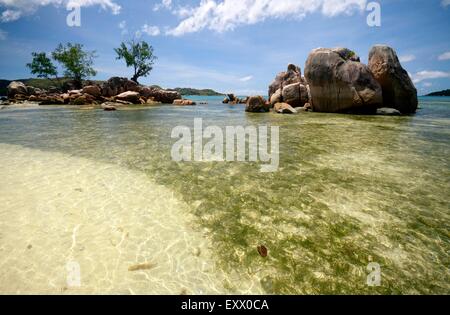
[222,94,248,104]
[6,77,182,107]
[262,45,418,115]
[268,64,310,109]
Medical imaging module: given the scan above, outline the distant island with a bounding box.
[0,79,223,97]
[426,89,450,97]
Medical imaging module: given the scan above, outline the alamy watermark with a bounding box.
[366,262,381,287]
[171,118,279,172]
[66,2,81,27]
[66,261,81,288]
[66,2,381,28]
[367,2,382,27]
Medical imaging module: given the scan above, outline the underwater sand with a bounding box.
[0,97,449,294]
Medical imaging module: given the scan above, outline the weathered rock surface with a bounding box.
[147,88,181,104]
[269,64,304,100]
[368,45,418,114]
[101,77,139,97]
[305,47,383,113]
[115,91,141,104]
[268,64,309,108]
[245,96,270,113]
[7,81,28,98]
[273,102,297,114]
[82,85,102,98]
[173,99,196,106]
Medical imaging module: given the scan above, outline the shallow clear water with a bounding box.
[0,96,449,294]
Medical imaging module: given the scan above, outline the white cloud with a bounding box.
[153,0,172,11]
[166,0,367,36]
[399,54,415,63]
[411,70,450,84]
[118,20,128,35]
[0,28,6,40]
[442,0,450,7]
[140,24,161,36]
[0,0,121,22]
[438,51,450,61]
[239,75,253,82]
[423,82,433,87]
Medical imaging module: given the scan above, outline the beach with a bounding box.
[0,96,449,294]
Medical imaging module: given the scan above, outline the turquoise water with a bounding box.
[0,96,449,294]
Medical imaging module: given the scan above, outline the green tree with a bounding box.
[52,43,97,85]
[114,40,157,83]
[26,52,58,79]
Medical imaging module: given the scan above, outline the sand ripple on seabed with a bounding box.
[0,143,262,294]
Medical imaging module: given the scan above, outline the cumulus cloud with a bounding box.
[138,24,161,37]
[399,54,415,63]
[166,0,367,36]
[438,51,450,61]
[0,28,6,40]
[442,0,450,7]
[411,70,450,84]
[0,0,121,22]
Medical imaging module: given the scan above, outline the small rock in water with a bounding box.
[180,288,188,295]
[128,262,157,272]
[75,188,83,192]
[192,247,201,257]
[27,244,32,250]
[257,245,268,258]
[376,107,402,116]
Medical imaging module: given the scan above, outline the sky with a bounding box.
[0,0,449,95]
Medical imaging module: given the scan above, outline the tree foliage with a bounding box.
[52,43,97,84]
[26,52,58,79]
[114,40,157,83]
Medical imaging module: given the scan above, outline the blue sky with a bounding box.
[0,0,449,95]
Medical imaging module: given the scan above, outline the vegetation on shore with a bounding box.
[0,78,223,97]
[0,40,221,97]
[426,89,450,96]
[172,88,224,96]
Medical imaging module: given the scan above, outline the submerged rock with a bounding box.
[376,107,402,116]
[273,102,297,114]
[128,262,157,271]
[173,99,196,106]
[369,45,418,114]
[305,47,383,113]
[257,245,268,258]
[246,96,270,113]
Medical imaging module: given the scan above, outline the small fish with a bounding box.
[128,262,156,272]
[257,245,268,258]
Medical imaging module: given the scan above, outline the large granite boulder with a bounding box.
[368,45,418,114]
[147,88,181,104]
[101,77,139,97]
[7,81,28,98]
[82,85,102,98]
[268,64,309,108]
[245,96,270,113]
[115,91,141,104]
[280,82,309,108]
[304,47,383,113]
[268,64,303,100]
